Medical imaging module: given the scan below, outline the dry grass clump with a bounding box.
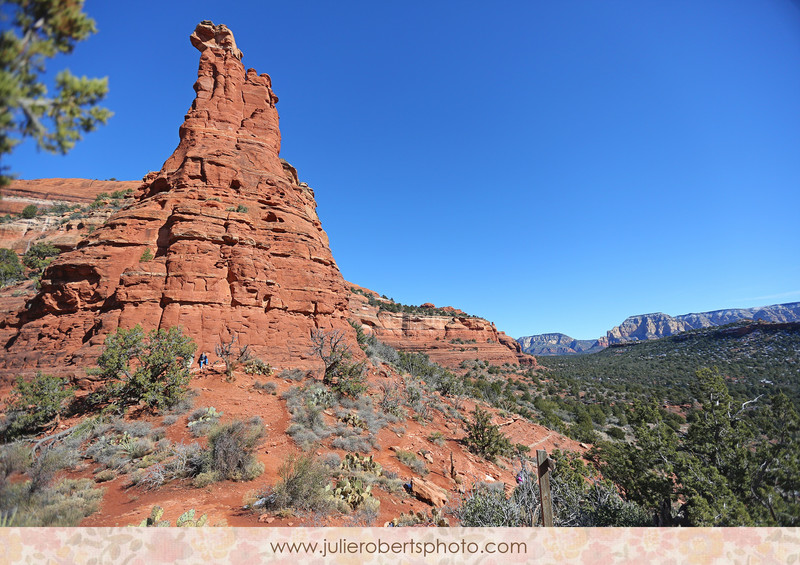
[395,449,428,476]
[193,418,265,486]
[0,443,102,526]
[246,453,336,516]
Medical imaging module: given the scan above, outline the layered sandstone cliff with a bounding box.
[1,21,355,377]
[0,179,139,253]
[0,179,139,214]
[348,285,536,369]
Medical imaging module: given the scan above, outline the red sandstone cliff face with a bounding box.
[348,285,536,370]
[1,22,355,378]
[0,179,139,213]
[0,179,139,253]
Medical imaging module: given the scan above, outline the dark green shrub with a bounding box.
[21,204,37,218]
[110,189,132,199]
[22,241,60,273]
[92,325,196,411]
[464,406,512,462]
[139,248,154,262]
[89,193,109,209]
[568,419,599,444]
[45,203,74,215]
[331,362,368,397]
[349,320,368,350]
[0,248,24,286]
[606,426,626,440]
[1,372,74,440]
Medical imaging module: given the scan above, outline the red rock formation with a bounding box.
[0,179,139,213]
[348,285,536,369]
[1,21,355,379]
[0,179,139,252]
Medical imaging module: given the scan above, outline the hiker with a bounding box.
[198,352,208,370]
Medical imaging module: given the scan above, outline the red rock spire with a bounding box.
[1,22,354,378]
[150,21,283,195]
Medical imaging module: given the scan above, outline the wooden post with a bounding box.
[537,449,554,527]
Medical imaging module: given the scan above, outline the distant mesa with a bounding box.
[606,302,800,345]
[518,301,800,355]
[517,333,607,356]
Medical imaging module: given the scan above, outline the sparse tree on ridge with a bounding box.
[0,0,112,186]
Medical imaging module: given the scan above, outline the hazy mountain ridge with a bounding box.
[607,302,800,344]
[518,302,800,354]
[517,333,607,356]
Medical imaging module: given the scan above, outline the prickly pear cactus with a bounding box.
[340,412,367,430]
[187,407,222,428]
[341,453,382,475]
[134,506,208,527]
[138,505,169,527]
[176,508,208,527]
[327,477,378,510]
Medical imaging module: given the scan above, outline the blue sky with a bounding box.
[6,1,800,340]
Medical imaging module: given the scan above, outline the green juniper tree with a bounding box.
[0,372,74,440]
[0,0,112,186]
[593,367,800,526]
[748,391,800,525]
[464,406,512,462]
[22,241,59,274]
[0,247,24,286]
[92,325,196,412]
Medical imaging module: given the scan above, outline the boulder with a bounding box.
[411,478,448,508]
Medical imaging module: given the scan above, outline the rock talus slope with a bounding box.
[1,21,355,377]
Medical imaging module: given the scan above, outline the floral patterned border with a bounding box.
[1,527,798,564]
